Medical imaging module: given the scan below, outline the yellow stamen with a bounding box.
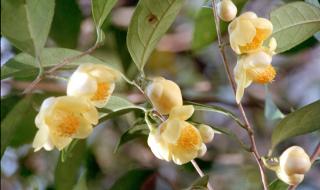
[50,110,80,137]
[176,125,200,150]
[252,65,276,84]
[91,82,110,101]
[239,28,269,52]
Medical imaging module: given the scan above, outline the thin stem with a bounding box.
[210,1,268,189]
[191,160,214,190]
[22,44,100,94]
[287,142,320,190]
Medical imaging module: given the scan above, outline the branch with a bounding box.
[22,44,100,94]
[287,142,320,190]
[210,1,269,189]
[191,160,214,190]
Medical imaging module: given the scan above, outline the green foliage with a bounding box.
[55,140,87,190]
[114,124,149,153]
[1,0,55,56]
[185,175,209,190]
[264,85,285,121]
[91,0,117,43]
[268,179,288,190]
[270,1,320,53]
[50,0,82,48]
[271,100,320,148]
[109,169,154,190]
[73,171,88,190]
[99,96,145,122]
[192,0,247,50]
[1,48,111,80]
[186,101,244,127]
[127,0,185,71]
[1,96,33,157]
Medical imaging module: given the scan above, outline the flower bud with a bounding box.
[276,169,304,186]
[146,77,183,115]
[279,146,311,175]
[217,0,237,22]
[198,124,215,143]
[198,143,207,157]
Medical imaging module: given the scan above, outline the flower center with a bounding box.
[239,28,269,53]
[176,125,201,150]
[50,110,80,137]
[91,82,110,101]
[251,65,276,84]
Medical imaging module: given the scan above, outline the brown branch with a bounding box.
[22,44,100,94]
[287,142,320,190]
[210,1,269,189]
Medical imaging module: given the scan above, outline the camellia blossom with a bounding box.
[67,63,119,108]
[147,105,214,165]
[228,11,273,54]
[32,96,99,151]
[234,47,276,103]
[146,77,183,115]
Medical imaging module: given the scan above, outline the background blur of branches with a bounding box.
[1,0,319,189]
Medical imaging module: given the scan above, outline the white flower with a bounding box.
[229,12,273,54]
[32,96,98,151]
[148,105,213,165]
[67,64,119,108]
[234,50,276,103]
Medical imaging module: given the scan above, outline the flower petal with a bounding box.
[169,105,194,120]
[32,126,52,152]
[50,134,72,151]
[67,72,97,97]
[72,117,93,139]
[161,120,182,144]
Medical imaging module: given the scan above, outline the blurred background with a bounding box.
[1,0,319,189]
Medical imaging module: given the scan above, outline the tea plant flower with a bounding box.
[228,12,273,54]
[147,105,214,165]
[276,146,311,185]
[67,64,119,108]
[32,96,99,151]
[146,77,183,115]
[234,49,276,103]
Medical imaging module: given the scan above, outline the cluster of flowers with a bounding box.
[33,64,119,151]
[219,1,312,186]
[218,0,277,103]
[146,77,215,165]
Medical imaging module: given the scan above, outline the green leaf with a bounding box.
[91,0,117,43]
[99,96,145,122]
[1,48,112,80]
[114,124,149,153]
[50,0,82,48]
[72,170,88,190]
[1,0,55,56]
[127,0,185,71]
[271,100,320,148]
[269,179,288,190]
[264,85,285,121]
[186,101,244,128]
[109,169,154,190]
[192,0,247,50]
[185,175,209,190]
[55,140,87,190]
[1,96,33,157]
[270,1,320,53]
